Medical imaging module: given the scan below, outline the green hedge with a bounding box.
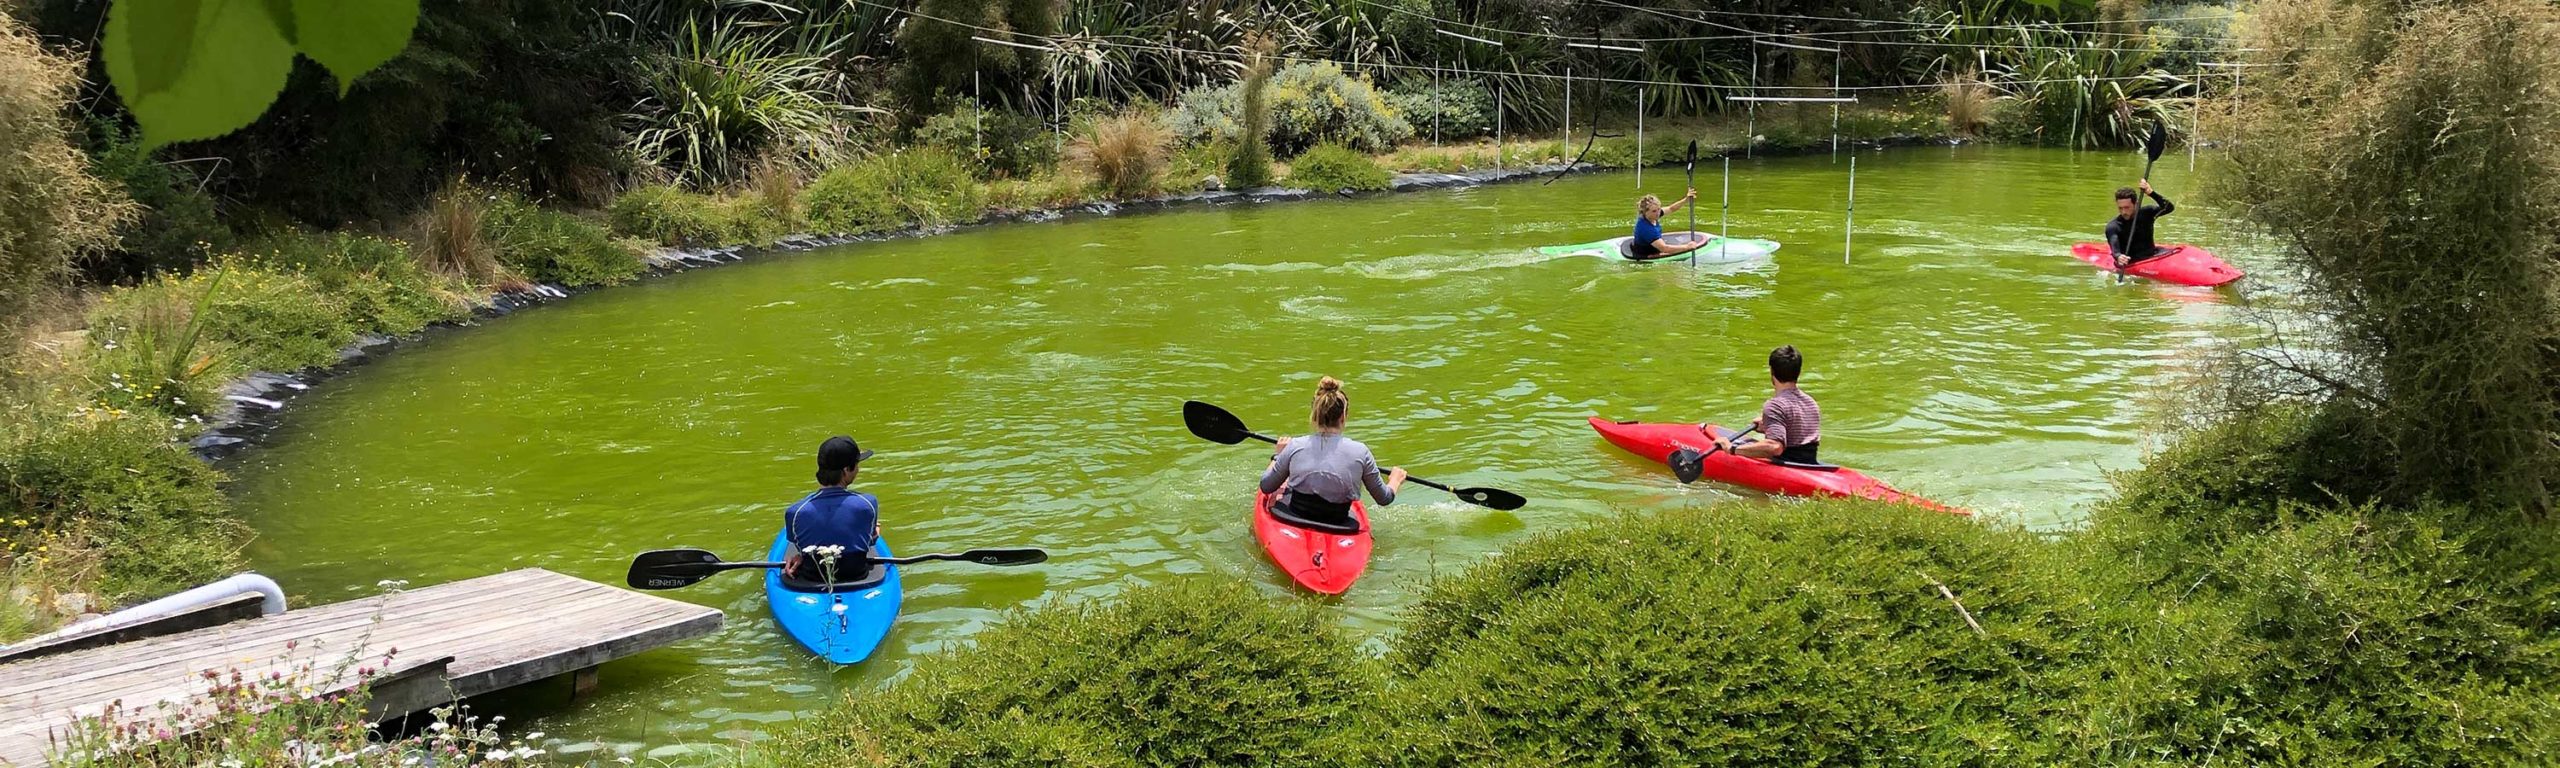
[802,149,983,235]
[1285,144,1392,192]
[763,578,1381,768]
[482,194,644,286]
[0,413,243,601]
[87,266,353,373]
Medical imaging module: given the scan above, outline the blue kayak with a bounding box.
[764,531,902,664]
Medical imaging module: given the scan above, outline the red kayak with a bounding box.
[1587,417,1967,516]
[1253,491,1372,594]
[2071,242,2243,287]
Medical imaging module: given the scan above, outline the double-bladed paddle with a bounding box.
[2117,120,2171,284]
[624,547,1048,590]
[1667,424,1757,484]
[1182,400,1527,511]
[1685,140,1700,271]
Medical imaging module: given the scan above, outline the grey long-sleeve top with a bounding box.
[1259,432,1396,506]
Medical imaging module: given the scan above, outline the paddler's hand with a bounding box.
[1272,435,1292,456]
[1683,187,1697,201]
[1386,466,1409,491]
[2138,178,2153,197]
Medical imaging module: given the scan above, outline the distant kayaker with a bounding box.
[1631,188,1711,260]
[2106,179,2177,270]
[1705,345,1822,464]
[1261,376,1407,528]
[782,435,881,583]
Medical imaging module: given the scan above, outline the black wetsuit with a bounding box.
[2105,191,2176,263]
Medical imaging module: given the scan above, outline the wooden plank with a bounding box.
[0,594,268,665]
[0,569,724,768]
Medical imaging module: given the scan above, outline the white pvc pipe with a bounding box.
[6,573,287,649]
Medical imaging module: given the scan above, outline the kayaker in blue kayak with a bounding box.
[1261,377,1407,528]
[1704,345,1822,464]
[1631,188,1710,259]
[2106,179,2176,270]
[782,435,881,583]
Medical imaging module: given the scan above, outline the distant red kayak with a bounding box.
[1253,491,1372,594]
[1588,417,1967,516]
[2071,242,2244,287]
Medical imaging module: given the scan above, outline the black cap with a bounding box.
[817,435,873,483]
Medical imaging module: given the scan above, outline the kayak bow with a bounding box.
[764,530,903,664]
[1252,491,1373,595]
[1588,417,1967,515]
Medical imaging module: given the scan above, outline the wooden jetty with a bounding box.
[0,568,722,766]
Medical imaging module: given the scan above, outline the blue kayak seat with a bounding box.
[780,560,890,593]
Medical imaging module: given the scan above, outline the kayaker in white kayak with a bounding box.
[1261,376,1407,529]
[1631,189,1711,260]
[1704,345,1822,465]
[2106,179,2177,270]
[782,435,881,583]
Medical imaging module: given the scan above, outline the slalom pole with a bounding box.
[1719,157,1731,262]
[1845,157,1856,265]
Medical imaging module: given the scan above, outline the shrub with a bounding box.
[1071,112,1171,200]
[482,194,645,287]
[88,265,353,373]
[610,184,729,246]
[802,149,982,234]
[1171,62,1412,156]
[0,411,243,601]
[1227,39,1276,189]
[0,17,132,325]
[917,104,1059,179]
[1382,80,1494,141]
[2219,0,2560,510]
[627,21,845,187]
[1387,503,2109,765]
[1283,144,1391,192]
[236,232,472,336]
[82,120,232,283]
[416,180,501,285]
[763,578,1382,767]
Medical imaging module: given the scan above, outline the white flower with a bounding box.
[525,731,545,740]
[427,721,449,732]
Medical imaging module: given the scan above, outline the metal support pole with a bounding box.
[2190,62,2202,172]
[1831,56,1841,156]
[1496,86,1505,168]
[1747,46,1758,158]
[973,69,983,161]
[1845,157,1856,265]
[1637,87,1645,188]
[1563,67,1572,156]
[1432,60,1441,147]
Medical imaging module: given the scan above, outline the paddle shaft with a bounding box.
[697,551,1032,573]
[1235,427,1466,500]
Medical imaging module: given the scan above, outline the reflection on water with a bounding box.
[225,146,2274,758]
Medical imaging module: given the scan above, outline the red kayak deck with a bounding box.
[1253,491,1373,594]
[1588,417,1967,515]
[2071,242,2244,287]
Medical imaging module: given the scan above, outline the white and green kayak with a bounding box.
[1536,232,1781,265]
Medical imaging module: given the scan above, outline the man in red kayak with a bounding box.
[782,435,881,583]
[2106,179,2177,271]
[1705,345,1821,464]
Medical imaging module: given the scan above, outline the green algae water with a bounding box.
[226,146,2271,759]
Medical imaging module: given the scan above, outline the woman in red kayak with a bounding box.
[1259,377,1408,529]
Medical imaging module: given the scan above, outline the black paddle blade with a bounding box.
[2143,120,2168,163]
[1685,139,1698,170]
[1667,448,1706,484]
[1183,400,1252,445]
[627,548,726,590]
[945,548,1048,566]
[1451,487,1528,511]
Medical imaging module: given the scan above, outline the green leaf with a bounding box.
[105,0,205,99]
[105,0,296,150]
[293,0,419,95]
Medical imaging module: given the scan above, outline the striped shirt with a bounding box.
[1760,388,1821,448]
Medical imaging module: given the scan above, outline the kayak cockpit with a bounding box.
[778,561,890,593]
[1264,501,1367,535]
